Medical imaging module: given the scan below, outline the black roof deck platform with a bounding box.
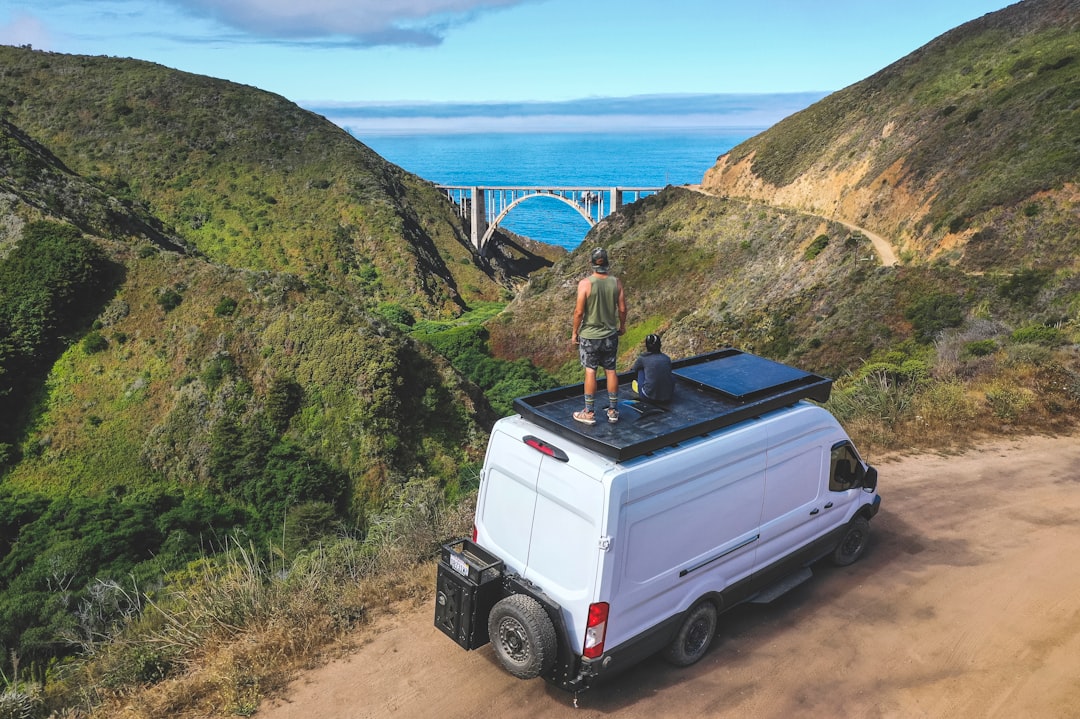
[512,348,832,462]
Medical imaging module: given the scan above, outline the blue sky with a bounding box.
[1,0,1019,132]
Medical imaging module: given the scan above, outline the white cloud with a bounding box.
[173,0,538,45]
[0,12,51,48]
[306,93,829,134]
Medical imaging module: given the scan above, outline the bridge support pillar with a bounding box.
[610,187,623,214]
[470,187,487,251]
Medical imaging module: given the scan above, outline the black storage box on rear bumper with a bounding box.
[434,538,504,650]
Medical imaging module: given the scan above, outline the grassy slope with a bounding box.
[0,51,508,504]
[701,0,1080,269]
[489,0,1080,461]
[494,0,1080,381]
[0,46,503,317]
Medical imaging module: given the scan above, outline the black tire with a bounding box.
[488,594,557,679]
[832,516,871,566]
[662,601,718,667]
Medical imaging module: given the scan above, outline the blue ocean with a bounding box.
[360,131,756,251]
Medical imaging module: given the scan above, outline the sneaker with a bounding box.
[606,408,619,423]
[573,409,596,425]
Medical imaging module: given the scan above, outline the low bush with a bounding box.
[905,292,966,343]
[962,339,997,357]
[213,296,238,317]
[803,234,829,261]
[156,287,183,312]
[82,331,108,354]
[984,381,1033,421]
[1010,324,1064,346]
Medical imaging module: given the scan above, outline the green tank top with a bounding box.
[580,275,619,340]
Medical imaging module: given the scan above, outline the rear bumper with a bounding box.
[869,493,882,518]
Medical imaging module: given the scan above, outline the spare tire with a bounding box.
[488,594,557,679]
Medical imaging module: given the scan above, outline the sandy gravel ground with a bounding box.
[258,433,1080,719]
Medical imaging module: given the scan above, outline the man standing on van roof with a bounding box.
[571,247,627,425]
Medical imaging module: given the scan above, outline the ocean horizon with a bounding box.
[357,129,758,250]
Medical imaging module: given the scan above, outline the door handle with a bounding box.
[809,508,819,515]
[824,502,834,509]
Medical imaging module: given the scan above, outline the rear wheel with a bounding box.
[488,594,557,679]
[662,601,717,667]
[832,516,871,566]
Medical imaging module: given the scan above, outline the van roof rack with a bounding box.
[512,348,833,462]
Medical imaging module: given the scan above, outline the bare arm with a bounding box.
[616,279,627,335]
[571,278,590,344]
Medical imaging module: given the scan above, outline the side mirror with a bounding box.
[862,466,878,493]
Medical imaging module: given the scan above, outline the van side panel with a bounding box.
[604,424,768,652]
[755,407,853,572]
[476,429,542,575]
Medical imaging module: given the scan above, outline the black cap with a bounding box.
[590,247,609,273]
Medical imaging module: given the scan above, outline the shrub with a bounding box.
[201,354,237,392]
[1010,324,1063,346]
[214,296,238,316]
[82,331,108,354]
[905,293,965,343]
[912,381,977,429]
[283,502,337,557]
[0,686,44,719]
[962,339,997,357]
[803,234,829,261]
[998,269,1049,306]
[156,288,182,312]
[1003,343,1053,367]
[985,381,1032,421]
[376,302,415,327]
[827,368,916,425]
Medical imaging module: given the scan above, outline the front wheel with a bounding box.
[662,601,718,667]
[832,516,871,566]
[488,594,557,679]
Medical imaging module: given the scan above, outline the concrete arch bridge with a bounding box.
[438,185,662,253]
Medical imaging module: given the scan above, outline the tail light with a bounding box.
[471,525,478,542]
[582,602,609,659]
[523,435,569,462]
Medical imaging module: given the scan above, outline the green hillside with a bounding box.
[0,46,503,315]
[702,0,1080,268]
[491,0,1079,445]
[0,45,538,695]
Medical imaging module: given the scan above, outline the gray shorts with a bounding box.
[579,335,619,371]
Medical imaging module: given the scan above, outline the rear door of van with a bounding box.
[476,422,606,650]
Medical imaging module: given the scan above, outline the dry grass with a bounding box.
[44,480,475,719]
[830,341,1080,458]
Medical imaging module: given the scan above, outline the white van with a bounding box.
[434,349,880,690]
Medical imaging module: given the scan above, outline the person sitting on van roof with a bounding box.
[631,334,673,402]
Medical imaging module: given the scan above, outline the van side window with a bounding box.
[829,443,862,492]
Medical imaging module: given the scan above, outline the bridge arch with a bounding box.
[480,192,595,247]
[438,185,662,254]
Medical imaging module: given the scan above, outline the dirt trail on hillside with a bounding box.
[257,433,1080,719]
[685,184,900,267]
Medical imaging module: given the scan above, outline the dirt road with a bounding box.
[258,433,1080,719]
[685,184,899,267]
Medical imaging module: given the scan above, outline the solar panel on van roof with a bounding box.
[512,349,832,462]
